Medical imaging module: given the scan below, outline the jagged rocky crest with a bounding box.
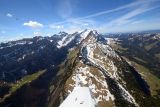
[0,30,159,107]
[49,30,156,107]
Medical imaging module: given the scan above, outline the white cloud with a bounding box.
[51,0,160,33]
[28,0,159,34]
[49,25,64,29]
[110,6,158,26]
[23,21,43,28]
[96,0,160,33]
[49,18,95,33]
[68,18,94,26]
[79,0,159,19]
[6,13,13,17]
[131,20,143,24]
[63,26,83,33]
[54,0,153,24]
[56,0,74,19]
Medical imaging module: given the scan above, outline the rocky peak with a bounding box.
[62,30,143,107]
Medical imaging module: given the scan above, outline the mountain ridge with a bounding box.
[0,30,160,107]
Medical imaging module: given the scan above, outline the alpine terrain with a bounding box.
[0,30,160,107]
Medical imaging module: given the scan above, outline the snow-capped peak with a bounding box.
[58,31,68,35]
[57,29,95,48]
[56,29,101,48]
[92,30,99,37]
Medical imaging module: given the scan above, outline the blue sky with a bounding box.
[0,0,160,41]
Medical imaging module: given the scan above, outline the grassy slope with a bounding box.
[110,41,160,96]
[0,70,46,102]
[128,59,160,96]
[144,41,158,51]
[47,48,80,107]
[11,70,46,93]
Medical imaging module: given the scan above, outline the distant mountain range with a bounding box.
[140,29,160,33]
[0,30,160,107]
[104,29,160,35]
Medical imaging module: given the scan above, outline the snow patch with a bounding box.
[70,66,115,104]
[117,83,139,107]
[59,87,96,107]
[57,34,75,48]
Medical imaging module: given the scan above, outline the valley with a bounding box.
[0,30,160,107]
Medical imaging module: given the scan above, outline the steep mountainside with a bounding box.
[0,30,160,107]
[105,33,160,104]
[49,30,160,107]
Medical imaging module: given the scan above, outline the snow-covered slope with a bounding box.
[1,30,158,107]
[57,33,76,48]
[62,30,145,107]
[59,87,96,107]
[57,29,91,48]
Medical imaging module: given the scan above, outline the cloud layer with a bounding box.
[23,21,43,28]
[56,0,73,19]
[50,0,160,33]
